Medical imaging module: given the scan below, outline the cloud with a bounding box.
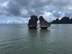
[7,1,21,16]
[0,0,72,21]
[43,12,55,22]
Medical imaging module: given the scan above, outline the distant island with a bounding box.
[28,15,51,29]
[51,16,72,24]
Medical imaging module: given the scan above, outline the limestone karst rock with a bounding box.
[39,16,51,29]
[28,15,38,29]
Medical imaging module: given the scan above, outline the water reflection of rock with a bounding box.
[40,29,50,36]
[28,29,38,39]
[28,29,39,48]
[39,29,50,45]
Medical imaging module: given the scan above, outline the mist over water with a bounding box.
[0,24,72,54]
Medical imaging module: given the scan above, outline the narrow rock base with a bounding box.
[41,27,48,29]
[29,27,37,29]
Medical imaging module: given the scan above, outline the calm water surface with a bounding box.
[0,24,72,54]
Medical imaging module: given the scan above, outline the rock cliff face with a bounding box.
[28,15,38,29]
[39,16,51,29]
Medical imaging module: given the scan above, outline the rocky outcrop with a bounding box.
[39,16,51,29]
[28,15,38,29]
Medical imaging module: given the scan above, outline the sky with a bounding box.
[0,0,72,24]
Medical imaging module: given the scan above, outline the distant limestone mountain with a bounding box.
[51,16,72,24]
